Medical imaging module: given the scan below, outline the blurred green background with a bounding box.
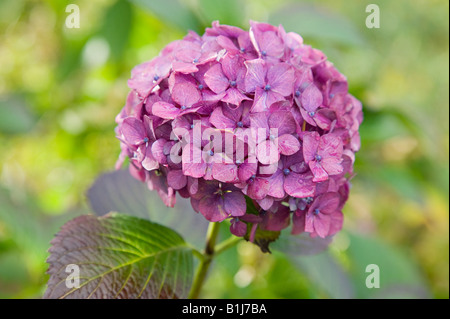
[0,0,448,299]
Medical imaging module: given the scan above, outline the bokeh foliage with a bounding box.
[0,0,448,298]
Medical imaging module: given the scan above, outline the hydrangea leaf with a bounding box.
[346,232,430,298]
[44,213,193,299]
[87,170,209,249]
[271,227,333,255]
[274,249,355,298]
[271,227,354,298]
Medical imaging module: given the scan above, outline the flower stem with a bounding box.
[215,236,242,256]
[188,222,221,299]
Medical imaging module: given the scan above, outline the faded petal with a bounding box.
[223,191,246,217]
[199,195,228,222]
[230,218,248,237]
[167,169,188,190]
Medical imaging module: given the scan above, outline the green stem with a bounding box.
[215,236,242,256]
[188,222,221,299]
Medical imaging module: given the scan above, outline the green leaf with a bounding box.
[131,0,202,32]
[284,251,354,298]
[0,95,35,134]
[100,0,133,60]
[44,213,193,299]
[346,233,430,298]
[272,229,353,298]
[87,170,209,248]
[268,4,366,47]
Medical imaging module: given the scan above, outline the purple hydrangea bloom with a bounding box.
[115,20,362,242]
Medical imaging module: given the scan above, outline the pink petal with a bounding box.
[322,157,343,176]
[268,110,297,135]
[204,63,229,93]
[284,172,316,198]
[257,196,274,210]
[314,109,335,130]
[238,162,258,182]
[327,211,343,236]
[221,54,241,80]
[267,63,294,96]
[174,41,201,62]
[265,91,286,109]
[151,139,168,164]
[309,160,329,182]
[305,211,315,234]
[212,163,238,183]
[301,84,323,112]
[210,107,236,129]
[251,88,269,112]
[260,207,290,231]
[259,31,284,58]
[222,88,250,106]
[230,219,247,237]
[121,117,146,146]
[300,107,317,127]
[199,196,229,222]
[152,101,180,120]
[216,35,240,54]
[318,133,343,159]
[313,192,340,215]
[142,146,159,171]
[172,60,199,74]
[256,140,280,165]
[267,169,285,198]
[277,134,300,156]
[302,131,320,163]
[246,177,270,200]
[291,209,306,235]
[182,162,207,178]
[249,112,269,133]
[244,59,266,92]
[313,213,331,238]
[167,170,188,190]
[171,82,201,107]
[224,191,246,217]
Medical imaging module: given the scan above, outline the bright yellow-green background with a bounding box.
[0,0,448,298]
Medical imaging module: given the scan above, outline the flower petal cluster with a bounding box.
[115,21,363,239]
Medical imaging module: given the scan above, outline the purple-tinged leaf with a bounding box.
[44,213,193,299]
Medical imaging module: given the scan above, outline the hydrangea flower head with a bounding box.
[115,21,363,242]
